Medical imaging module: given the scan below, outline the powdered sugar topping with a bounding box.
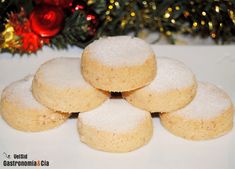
[37,57,90,88]
[79,99,150,132]
[147,57,195,91]
[1,75,46,109]
[85,36,155,66]
[174,82,233,119]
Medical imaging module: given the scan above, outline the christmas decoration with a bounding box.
[0,23,20,51]
[51,0,99,48]
[35,0,73,8]
[30,5,64,37]
[0,0,235,54]
[69,0,86,13]
[0,8,49,53]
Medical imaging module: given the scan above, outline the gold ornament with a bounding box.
[2,24,14,42]
[208,21,213,30]
[215,6,220,13]
[121,20,127,29]
[202,11,207,16]
[164,12,170,19]
[108,5,113,10]
[166,31,172,36]
[0,23,20,50]
[211,32,216,38]
[130,11,136,17]
[87,0,94,5]
[201,20,205,26]
[171,19,176,24]
[193,21,198,28]
[175,6,180,10]
[114,2,120,8]
[183,11,190,17]
[228,9,235,24]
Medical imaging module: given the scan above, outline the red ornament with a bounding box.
[68,0,86,13]
[8,9,49,53]
[30,5,64,37]
[68,0,98,37]
[20,32,42,52]
[34,0,73,8]
[86,13,98,36]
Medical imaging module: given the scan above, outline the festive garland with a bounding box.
[0,0,235,54]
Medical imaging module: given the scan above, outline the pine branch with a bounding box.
[51,11,96,49]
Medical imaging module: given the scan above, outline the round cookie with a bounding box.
[32,57,110,113]
[81,36,156,92]
[160,82,234,140]
[78,99,153,152]
[0,75,70,132]
[123,57,197,112]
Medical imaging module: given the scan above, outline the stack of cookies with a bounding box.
[0,36,234,153]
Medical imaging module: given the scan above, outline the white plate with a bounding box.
[0,45,235,169]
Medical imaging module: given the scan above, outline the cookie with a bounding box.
[0,75,70,132]
[81,36,156,92]
[123,57,197,112]
[78,99,153,152]
[160,82,234,140]
[32,57,110,113]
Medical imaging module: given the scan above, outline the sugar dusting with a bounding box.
[85,36,155,66]
[38,57,90,88]
[174,82,233,119]
[1,75,46,109]
[147,57,195,91]
[79,99,149,132]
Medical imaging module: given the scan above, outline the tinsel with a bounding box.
[0,0,235,54]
